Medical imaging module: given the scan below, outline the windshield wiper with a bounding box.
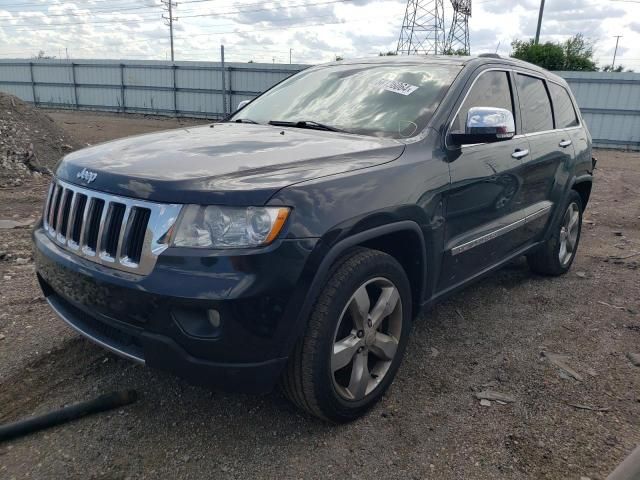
[233,118,260,124]
[268,120,347,133]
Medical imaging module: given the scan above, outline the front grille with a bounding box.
[85,198,105,252]
[43,179,182,275]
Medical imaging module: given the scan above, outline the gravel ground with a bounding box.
[0,111,639,479]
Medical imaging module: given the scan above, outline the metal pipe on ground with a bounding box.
[0,390,138,443]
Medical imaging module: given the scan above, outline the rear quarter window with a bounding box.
[516,74,553,133]
[549,82,579,128]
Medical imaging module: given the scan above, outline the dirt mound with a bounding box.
[0,93,80,187]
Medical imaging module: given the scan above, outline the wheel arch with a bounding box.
[570,175,593,209]
[281,221,428,358]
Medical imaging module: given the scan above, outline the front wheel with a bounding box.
[281,247,412,423]
[527,190,583,276]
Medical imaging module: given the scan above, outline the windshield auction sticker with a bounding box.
[374,79,419,96]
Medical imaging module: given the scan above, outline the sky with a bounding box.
[0,0,639,70]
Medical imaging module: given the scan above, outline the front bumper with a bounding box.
[34,225,317,393]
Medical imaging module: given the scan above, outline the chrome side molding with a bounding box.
[451,204,553,256]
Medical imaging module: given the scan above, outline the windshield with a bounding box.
[231,63,461,139]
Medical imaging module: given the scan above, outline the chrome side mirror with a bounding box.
[450,107,515,145]
[237,100,251,110]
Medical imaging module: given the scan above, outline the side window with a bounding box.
[549,82,579,128]
[453,71,514,133]
[516,74,553,133]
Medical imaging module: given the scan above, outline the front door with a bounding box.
[439,69,530,291]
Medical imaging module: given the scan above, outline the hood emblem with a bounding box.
[77,168,98,184]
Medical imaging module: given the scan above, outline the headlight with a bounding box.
[171,205,290,248]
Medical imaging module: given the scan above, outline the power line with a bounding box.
[0,0,153,9]
[0,3,163,17]
[3,18,352,48]
[2,0,352,29]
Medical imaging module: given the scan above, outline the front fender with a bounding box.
[275,220,429,359]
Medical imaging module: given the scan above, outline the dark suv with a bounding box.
[34,55,594,422]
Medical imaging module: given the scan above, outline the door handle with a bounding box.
[511,149,529,159]
[559,139,572,148]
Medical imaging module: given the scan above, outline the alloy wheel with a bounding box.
[331,277,403,401]
[559,202,580,266]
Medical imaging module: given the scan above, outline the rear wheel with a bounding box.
[281,247,412,422]
[527,190,583,276]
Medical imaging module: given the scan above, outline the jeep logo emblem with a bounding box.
[77,168,97,184]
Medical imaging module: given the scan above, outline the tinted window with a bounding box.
[549,82,579,128]
[453,71,513,132]
[232,63,461,139]
[516,74,553,133]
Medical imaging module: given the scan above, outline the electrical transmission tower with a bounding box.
[396,0,446,55]
[161,0,177,61]
[445,0,471,54]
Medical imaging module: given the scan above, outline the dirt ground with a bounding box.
[0,110,639,480]
[46,110,208,146]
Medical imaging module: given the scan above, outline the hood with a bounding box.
[55,123,405,205]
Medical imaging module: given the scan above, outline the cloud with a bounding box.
[232,3,338,26]
[0,0,639,70]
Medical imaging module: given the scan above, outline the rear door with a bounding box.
[548,81,592,175]
[512,72,573,240]
[439,69,530,290]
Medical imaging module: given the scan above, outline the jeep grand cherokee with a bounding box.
[34,55,594,422]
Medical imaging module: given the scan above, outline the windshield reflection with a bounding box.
[232,63,460,139]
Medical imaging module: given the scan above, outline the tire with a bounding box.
[527,190,583,276]
[281,247,412,423]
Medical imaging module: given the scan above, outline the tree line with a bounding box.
[376,34,632,72]
[511,34,632,72]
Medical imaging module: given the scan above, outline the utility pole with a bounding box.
[162,0,177,61]
[612,35,622,70]
[534,0,545,44]
[289,48,292,64]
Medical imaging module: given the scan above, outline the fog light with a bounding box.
[172,307,222,338]
[207,309,221,328]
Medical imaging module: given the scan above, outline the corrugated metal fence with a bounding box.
[556,71,640,150]
[1,60,639,150]
[0,58,305,119]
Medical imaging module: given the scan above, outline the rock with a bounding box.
[575,271,586,278]
[0,334,5,340]
[3,275,11,280]
[430,347,440,358]
[479,399,491,407]
[613,231,623,236]
[627,353,640,367]
[568,403,610,412]
[475,390,516,403]
[0,219,34,229]
[542,351,583,381]
[15,257,29,265]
